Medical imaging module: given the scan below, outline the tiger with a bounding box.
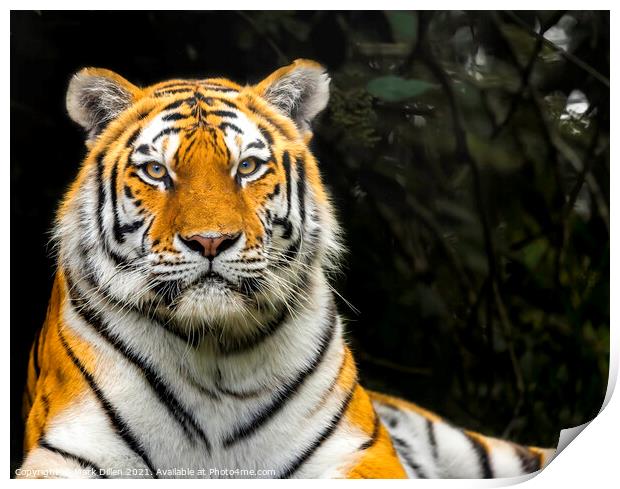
[18,59,556,479]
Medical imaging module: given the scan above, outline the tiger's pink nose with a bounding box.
[180,232,241,258]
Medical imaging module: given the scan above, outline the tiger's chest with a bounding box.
[45,374,365,478]
[41,313,367,478]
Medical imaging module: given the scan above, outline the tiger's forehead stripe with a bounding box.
[149,77,242,97]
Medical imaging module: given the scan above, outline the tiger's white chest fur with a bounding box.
[44,269,367,478]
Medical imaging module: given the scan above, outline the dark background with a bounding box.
[11,11,609,471]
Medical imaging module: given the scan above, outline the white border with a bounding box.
[4,4,616,487]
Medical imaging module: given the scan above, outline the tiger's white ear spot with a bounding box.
[256,59,330,135]
[66,68,140,142]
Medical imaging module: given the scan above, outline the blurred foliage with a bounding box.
[309,11,609,447]
[11,11,609,460]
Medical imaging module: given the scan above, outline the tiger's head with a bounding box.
[56,59,342,343]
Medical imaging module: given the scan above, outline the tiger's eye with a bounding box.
[144,162,168,180]
[237,158,259,176]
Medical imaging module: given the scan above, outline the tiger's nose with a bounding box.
[180,232,241,259]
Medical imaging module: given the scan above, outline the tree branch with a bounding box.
[503,10,610,88]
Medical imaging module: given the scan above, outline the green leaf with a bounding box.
[367,76,436,102]
[385,11,418,46]
[521,238,549,271]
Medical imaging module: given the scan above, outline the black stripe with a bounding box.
[426,419,438,461]
[252,166,276,183]
[161,112,188,122]
[214,367,265,399]
[264,183,281,202]
[199,81,230,88]
[209,96,240,109]
[57,328,158,477]
[220,122,243,134]
[296,157,307,228]
[110,154,144,241]
[152,126,181,143]
[217,308,288,355]
[65,278,211,451]
[391,436,427,478]
[162,99,188,111]
[273,150,294,239]
[464,432,493,478]
[514,445,542,473]
[273,217,293,240]
[106,248,131,268]
[109,158,124,244]
[279,383,357,479]
[32,329,41,377]
[311,349,347,414]
[206,110,237,119]
[118,219,144,237]
[245,140,265,151]
[139,217,154,255]
[125,127,141,148]
[202,84,238,93]
[225,257,266,264]
[180,371,221,400]
[135,144,151,156]
[282,152,292,218]
[285,237,301,259]
[155,81,197,91]
[222,300,337,447]
[193,91,213,105]
[40,393,50,419]
[95,153,107,241]
[258,125,274,145]
[154,88,195,97]
[39,438,107,478]
[130,101,183,129]
[359,413,381,451]
[281,156,308,260]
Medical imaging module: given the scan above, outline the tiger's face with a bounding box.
[57,60,341,341]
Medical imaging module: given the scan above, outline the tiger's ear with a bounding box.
[254,59,330,136]
[66,68,142,142]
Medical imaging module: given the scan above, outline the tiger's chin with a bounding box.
[163,280,265,339]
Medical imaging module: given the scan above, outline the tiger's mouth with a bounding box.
[149,269,262,308]
[194,271,234,289]
[146,270,270,336]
